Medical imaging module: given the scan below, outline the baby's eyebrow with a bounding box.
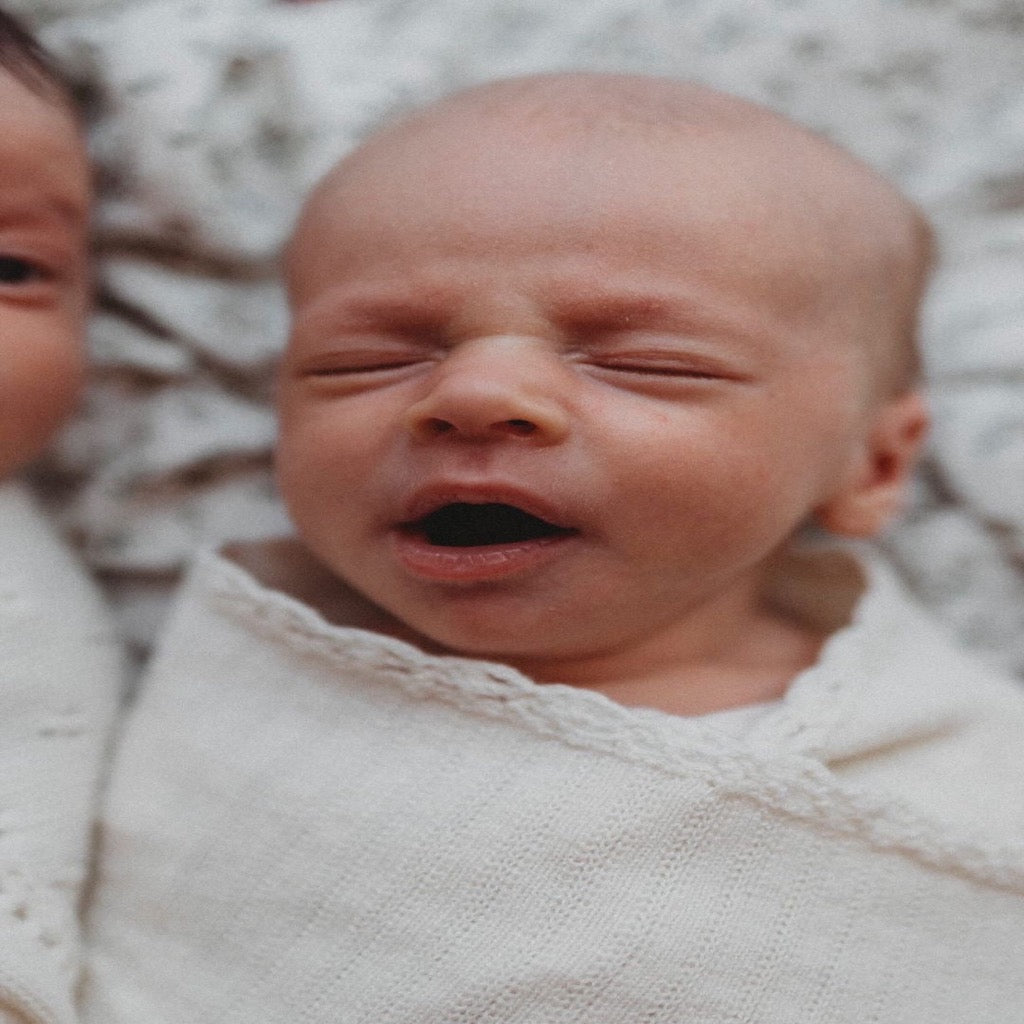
[310,280,457,314]
[292,286,456,336]
[343,296,450,324]
[0,193,88,229]
[548,288,778,351]
[549,292,682,327]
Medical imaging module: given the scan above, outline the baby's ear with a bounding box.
[815,391,929,538]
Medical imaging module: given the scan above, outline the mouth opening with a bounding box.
[405,502,575,548]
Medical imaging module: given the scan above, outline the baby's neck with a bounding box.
[229,539,843,719]
[562,622,824,716]
[505,585,826,717]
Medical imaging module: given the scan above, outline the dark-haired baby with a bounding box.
[0,9,122,1024]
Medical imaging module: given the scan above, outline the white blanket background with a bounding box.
[12,0,1024,676]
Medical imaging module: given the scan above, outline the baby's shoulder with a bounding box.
[1,479,91,581]
[934,666,1024,840]
[0,479,121,697]
[773,545,1024,847]
[828,614,1024,847]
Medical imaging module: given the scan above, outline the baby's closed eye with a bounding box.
[584,348,733,378]
[301,343,434,375]
[570,331,759,389]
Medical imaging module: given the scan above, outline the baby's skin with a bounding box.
[0,65,89,479]
[0,31,124,1024]
[275,73,930,716]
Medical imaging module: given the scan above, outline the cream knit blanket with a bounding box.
[0,482,123,1024]
[81,542,1024,1023]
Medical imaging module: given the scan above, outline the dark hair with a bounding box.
[0,6,73,104]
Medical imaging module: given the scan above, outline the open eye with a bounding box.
[0,255,47,286]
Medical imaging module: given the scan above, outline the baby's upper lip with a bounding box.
[397,481,576,530]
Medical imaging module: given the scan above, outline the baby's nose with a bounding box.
[402,336,571,444]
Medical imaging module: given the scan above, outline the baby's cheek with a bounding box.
[274,416,358,540]
[274,433,318,524]
[0,328,84,477]
[640,439,810,548]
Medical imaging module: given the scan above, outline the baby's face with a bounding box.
[278,108,886,669]
[0,71,90,479]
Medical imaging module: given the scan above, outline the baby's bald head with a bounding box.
[291,72,932,400]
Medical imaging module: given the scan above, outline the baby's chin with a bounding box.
[316,573,602,669]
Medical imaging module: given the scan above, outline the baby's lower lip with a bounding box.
[390,531,575,583]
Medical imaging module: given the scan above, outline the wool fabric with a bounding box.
[81,540,1024,1023]
[0,482,123,1024]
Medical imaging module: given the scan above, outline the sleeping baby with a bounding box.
[0,9,121,1024]
[82,73,1024,1022]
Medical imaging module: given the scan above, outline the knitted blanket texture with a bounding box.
[0,483,123,1024]
[80,543,1024,1023]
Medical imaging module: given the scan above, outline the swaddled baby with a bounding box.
[0,9,121,1024]
[85,73,1024,1023]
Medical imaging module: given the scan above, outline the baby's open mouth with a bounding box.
[402,502,577,548]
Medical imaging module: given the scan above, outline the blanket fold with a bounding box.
[82,541,1024,1023]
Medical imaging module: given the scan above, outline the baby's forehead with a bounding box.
[309,76,893,230]
[290,76,928,385]
[339,80,771,173]
[293,97,881,306]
